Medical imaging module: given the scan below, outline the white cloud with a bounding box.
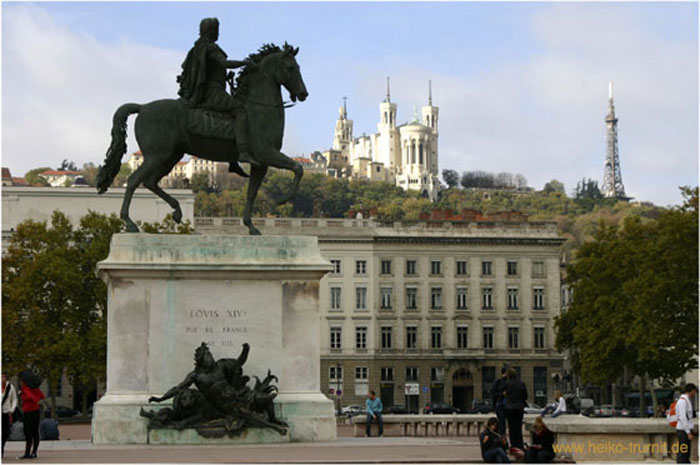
[2,4,696,206]
[2,4,182,176]
[343,4,697,205]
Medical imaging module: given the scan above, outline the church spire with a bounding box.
[342,96,348,117]
[428,80,433,106]
[384,76,391,103]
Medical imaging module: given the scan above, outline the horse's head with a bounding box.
[260,42,308,103]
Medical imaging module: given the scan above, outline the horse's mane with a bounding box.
[234,43,295,99]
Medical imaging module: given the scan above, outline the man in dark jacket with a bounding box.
[491,367,508,434]
[504,368,527,450]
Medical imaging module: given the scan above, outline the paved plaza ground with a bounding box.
[3,424,483,463]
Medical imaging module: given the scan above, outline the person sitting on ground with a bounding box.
[524,416,556,463]
[541,390,566,418]
[39,412,59,441]
[480,417,510,463]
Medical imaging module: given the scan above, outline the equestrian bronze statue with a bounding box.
[96,17,307,235]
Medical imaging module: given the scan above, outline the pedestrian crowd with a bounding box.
[481,366,555,463]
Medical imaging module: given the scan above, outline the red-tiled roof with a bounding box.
[1,167,11,180]
[293,157,312,163]
[12,177,27,186]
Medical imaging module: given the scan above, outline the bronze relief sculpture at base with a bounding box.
[140,342,288,437]
[95,17,307,235]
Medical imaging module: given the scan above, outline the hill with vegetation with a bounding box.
[191,170,668,260]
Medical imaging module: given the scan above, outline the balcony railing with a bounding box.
[192,217,560,237]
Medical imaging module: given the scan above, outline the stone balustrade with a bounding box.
[352,414,496,437]
[193,216,560,239]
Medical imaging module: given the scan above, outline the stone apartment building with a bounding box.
[196,213,566,413]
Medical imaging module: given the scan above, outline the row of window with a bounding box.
[330,325,547,350]
[331,286,546,311]
[329,366,444,382]
[330,258,546,278]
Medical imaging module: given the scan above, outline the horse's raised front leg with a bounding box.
[243,165,268,235]
[261,149,303,205]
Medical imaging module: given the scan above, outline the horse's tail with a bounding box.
[96,103,141,194]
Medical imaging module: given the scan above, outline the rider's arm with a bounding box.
[150,372,195,403]
[226,59,248,69]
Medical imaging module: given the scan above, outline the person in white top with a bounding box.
[2,373,18,458]
[541,390,566,418]
[676,383,697,464]
[551,391,566,418]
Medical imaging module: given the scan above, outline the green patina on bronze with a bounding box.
[96,18,308,235]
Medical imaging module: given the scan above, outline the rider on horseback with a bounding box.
[177,17,252,176]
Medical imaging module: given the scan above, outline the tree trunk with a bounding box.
[611,382,617,411]
[639,376,645,418]
[81,385,89,418]
[48,377,57,421]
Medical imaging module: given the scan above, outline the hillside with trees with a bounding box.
[189,169,666,260]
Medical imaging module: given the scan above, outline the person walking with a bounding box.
[365,390,384,437]
[541,390,566,418]
[491,367,508,434]
[525,416,556,463]
[480,417,511,463]
[676,383,697,464]
[2,373,18,458]
[18,371,44,460]
[504,368,527,450]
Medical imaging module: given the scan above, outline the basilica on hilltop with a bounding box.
[312,78,440,201]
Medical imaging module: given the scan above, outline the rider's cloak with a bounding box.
[177,39,227,106]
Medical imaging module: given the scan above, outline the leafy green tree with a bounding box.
[58,159,78,171]
[66,212,123,415]
[442,169,460,189]
[543,179,565,194]
[190,173,212,193]
[2,211,193,417]
[2,212,87,417]
[112,163,132,188]
[24,167,51,186]
[81,162,99,187]
[139,213,195,234]
[556,187,698,404]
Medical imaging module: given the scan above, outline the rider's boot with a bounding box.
[230,110,254,170]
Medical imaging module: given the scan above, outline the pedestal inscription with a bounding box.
[149,279,282,392]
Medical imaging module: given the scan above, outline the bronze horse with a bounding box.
[96,43,307,235]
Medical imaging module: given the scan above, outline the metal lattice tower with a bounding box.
[602,82,627,198]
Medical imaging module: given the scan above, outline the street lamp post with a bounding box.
[336,362,343,416]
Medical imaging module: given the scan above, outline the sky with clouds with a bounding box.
[2,2,697,206]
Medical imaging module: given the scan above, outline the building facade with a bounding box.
[127,151,227,186]
[196,215,566,412]
[318,79,440,201]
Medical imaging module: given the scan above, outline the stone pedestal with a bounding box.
[91,234,335,444]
